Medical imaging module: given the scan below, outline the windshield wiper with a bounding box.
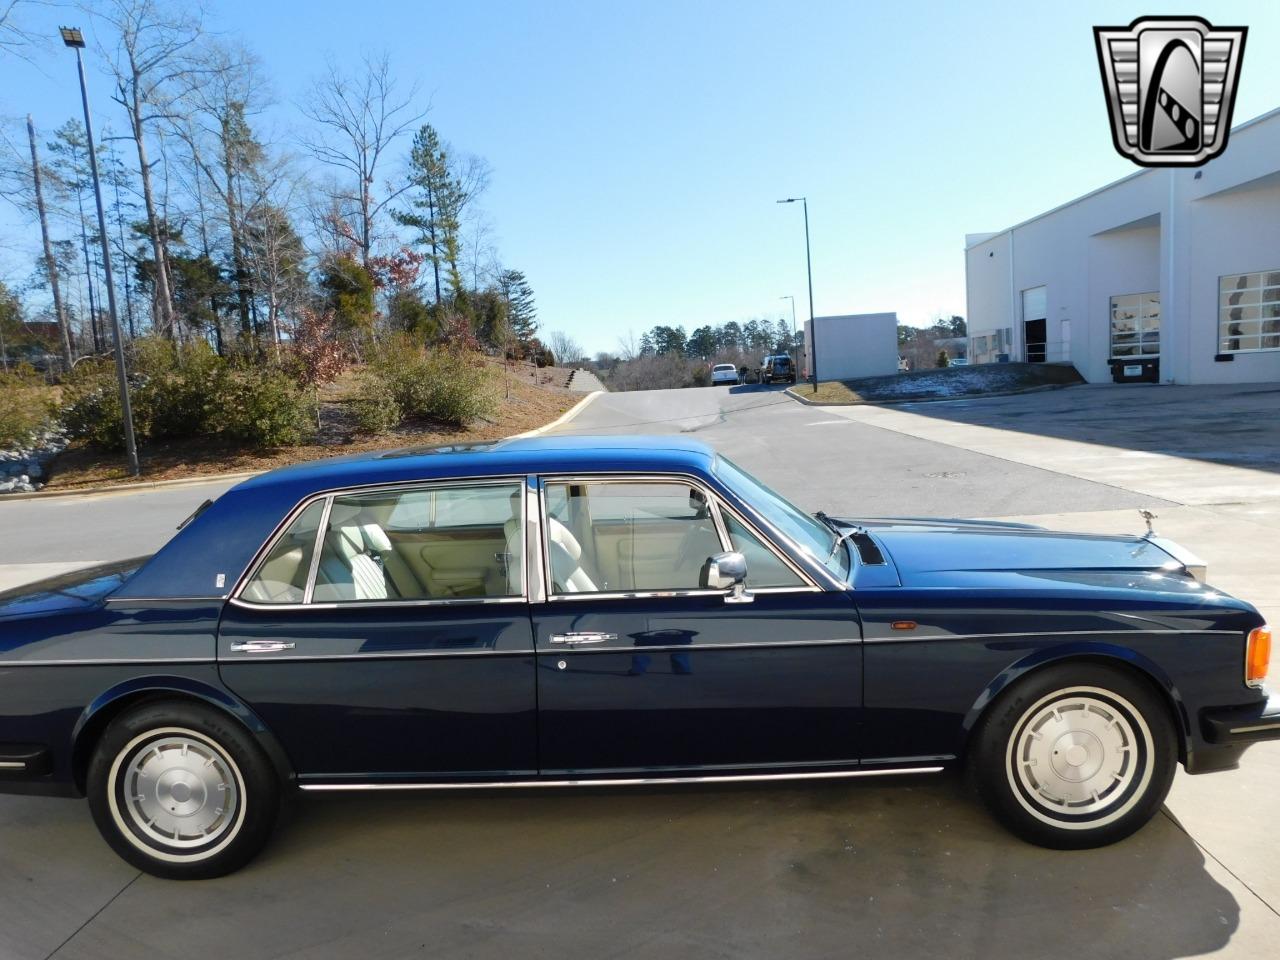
[815,511,860,562]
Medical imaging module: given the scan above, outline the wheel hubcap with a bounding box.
[120,735,240,849]
[1012,693,1142,815]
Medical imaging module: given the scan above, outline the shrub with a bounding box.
[357,337,497,431]
[0,364,57,449]
[61,337,314,451]
[218,368,314,447]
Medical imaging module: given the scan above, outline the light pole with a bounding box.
[776,197,816,391]
[779,295,797,354]
[60,26,139,476]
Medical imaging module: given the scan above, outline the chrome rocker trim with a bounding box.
[297,766,945,791]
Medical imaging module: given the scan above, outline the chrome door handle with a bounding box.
[549,632,617,645]
[228,640,295,654]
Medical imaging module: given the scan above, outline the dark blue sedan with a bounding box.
[0,435,1275,878]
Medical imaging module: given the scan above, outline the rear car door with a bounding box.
[529,476,862,777]
[218,478,537,784]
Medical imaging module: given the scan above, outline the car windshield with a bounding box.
[713,455,850,582]
[714,364,735,372]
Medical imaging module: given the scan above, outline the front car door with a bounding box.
[218,477,537,785]
[528,474,863,778]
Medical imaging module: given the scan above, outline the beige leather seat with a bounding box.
[314,505,424,601]
[547,516,598,593]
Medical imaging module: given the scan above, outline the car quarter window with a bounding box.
[240,500,326,603]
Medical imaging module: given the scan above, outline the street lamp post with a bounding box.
[776,197,816,391]
[60,26,139,476]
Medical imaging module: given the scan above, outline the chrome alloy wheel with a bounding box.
[107,728,246,861]
[1006,686,1154,829]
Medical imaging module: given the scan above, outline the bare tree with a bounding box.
[300,51,425,271]
[546,330,584,366]
[0,0,48,64]
[95,0,204,339]
[26,116,73,368]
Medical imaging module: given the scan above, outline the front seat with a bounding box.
[547,516,598,593]
[313,505,423,601]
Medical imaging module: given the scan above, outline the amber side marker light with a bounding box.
[1246,626,1272,688]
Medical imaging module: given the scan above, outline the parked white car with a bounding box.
[710,363,739,386]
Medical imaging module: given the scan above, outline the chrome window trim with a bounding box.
[301,496,334,605]
[227,595,527,613]
[232,475,530,609]
[536,472,821,601]
[296,765,944,792]
[525,475,545,604]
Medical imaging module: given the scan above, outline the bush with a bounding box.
[357,337,497,431]
[0,364,57,449]
[61,337,314,451]
[218,368,314,447]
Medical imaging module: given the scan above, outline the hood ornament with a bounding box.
[1139,509,1158,538]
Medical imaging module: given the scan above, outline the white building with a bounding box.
[803,312,899,382]
[966,106,1280,385]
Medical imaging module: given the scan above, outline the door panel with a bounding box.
[532,592,862,774]
[218,602,536,780]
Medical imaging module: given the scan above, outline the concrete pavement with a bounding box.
[1,381,1279,959]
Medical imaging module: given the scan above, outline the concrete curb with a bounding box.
[0,469,265,502]
[784,381,1079,407]
[511,390,602,438]
[1,393,606,503]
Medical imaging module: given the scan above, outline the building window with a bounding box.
[1219,271,1280,353]
[1110,293,1160,359]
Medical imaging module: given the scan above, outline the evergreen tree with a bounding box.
[497,269,537,345]
[396,124,462,304]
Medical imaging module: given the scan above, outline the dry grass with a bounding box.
[45,372,578,490]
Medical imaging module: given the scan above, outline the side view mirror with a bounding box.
[703,551,753,603]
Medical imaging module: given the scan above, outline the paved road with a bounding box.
[1,382,1278,959]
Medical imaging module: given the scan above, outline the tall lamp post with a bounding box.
[779,294,797,354]
[777,197,816,391]
[60,26,139,476]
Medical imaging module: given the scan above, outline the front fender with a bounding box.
[960,639,1191,756]
[71,673,296,792]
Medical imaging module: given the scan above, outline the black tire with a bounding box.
[87,699,281,879]
[968,662,1176,849]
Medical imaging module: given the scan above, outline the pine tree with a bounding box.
[497,269,538,346]
[396,124,462,304]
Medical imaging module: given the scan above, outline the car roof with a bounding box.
[114,435,719,600]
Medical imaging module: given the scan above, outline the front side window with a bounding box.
[242,481,524,604]
[714,455,849,582]
[1219,270,1280,353]
[1110,293,1160,359]
[543,480,726,594]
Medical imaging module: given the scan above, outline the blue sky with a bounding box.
[3,0,1279,353]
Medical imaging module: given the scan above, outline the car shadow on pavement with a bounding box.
[5,776,1229,960]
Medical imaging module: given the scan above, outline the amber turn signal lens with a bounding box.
[1246,626,1272,688]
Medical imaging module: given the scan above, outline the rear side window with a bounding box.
[240,501,325,604]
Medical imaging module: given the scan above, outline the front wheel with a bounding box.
[969,663,1176,848]
[87,700,281,879]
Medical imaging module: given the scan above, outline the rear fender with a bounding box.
[70,674,295,793]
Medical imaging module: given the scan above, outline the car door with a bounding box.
[218,478,537,784]
[529,475,863,777]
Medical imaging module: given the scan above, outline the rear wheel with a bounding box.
[969,663,1176,848]
[87,700,281,879]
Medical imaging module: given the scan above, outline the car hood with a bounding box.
[0,557,150,622]
[841,517,1191,586]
